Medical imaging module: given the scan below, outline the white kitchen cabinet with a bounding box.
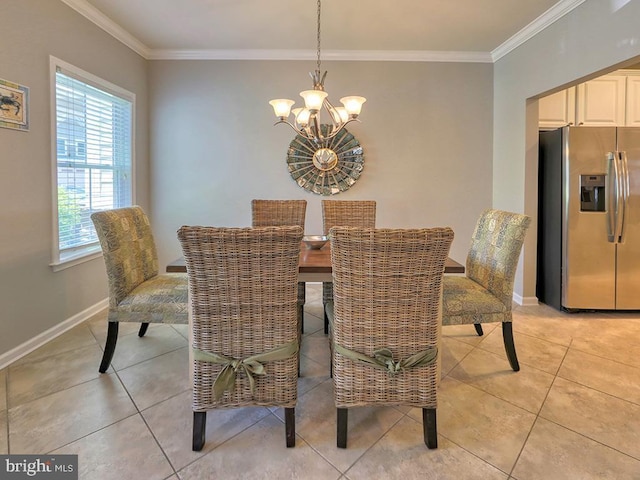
[576,75,626,126]
[625,74,640,127]
[540,70,640,129]
[539,87,575,130]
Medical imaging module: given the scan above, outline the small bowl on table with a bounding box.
[302,235,328,250]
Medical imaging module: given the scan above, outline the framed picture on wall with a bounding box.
[0,78,29,131]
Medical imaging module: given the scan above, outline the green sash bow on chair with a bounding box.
[193,341,299,400]
[334,344,437,375]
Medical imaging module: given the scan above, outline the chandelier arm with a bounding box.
[303,124,315,139]
[321,118,361,141]
[272,119,307,138]
[322,99,342,130]
[272,119,356,143]
[271,118,357,143]
[311,114,323,142]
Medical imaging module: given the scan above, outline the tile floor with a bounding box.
[1,283,640,479]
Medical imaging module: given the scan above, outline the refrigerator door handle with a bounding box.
[606,152,618,242]
[619,151,630,242]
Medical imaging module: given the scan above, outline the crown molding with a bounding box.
[59,0,150,58]
[147,48,493,63]
[491,0,587,61]
[61,0,584,64]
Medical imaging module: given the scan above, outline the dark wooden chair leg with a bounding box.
[138,322,149,337]
[99,321,119,373]
[297,320,302,378]
[330,342,334,378]
[298,304,304,334]
[324,308,329,334]
[337,408,348,448]
[193,411,206,451]
[423,408,438,449]
[298,282,305,334]
[285,407,296,447]
[323,281,331,334]
[474,323,484,336]
[502,322,520,371]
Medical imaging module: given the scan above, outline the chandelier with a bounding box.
[269,0,366,144]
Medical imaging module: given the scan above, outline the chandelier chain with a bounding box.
[268,0,365,144]
[316,0,322,72]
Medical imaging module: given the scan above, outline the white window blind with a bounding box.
[52,59,134,267]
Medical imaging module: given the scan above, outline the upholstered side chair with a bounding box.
[177,225,303,451]
[321,200,376,334]
[326,226,454,449]
[91,206,188,373]
[251,199,307,330]
[442,209,531,371]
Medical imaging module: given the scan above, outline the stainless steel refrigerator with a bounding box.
[537,126,640,311]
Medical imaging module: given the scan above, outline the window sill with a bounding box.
[50,247,102,272]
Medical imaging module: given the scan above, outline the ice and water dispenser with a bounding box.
[580,174,606,212]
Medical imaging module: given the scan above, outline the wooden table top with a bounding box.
[166,244,465,274]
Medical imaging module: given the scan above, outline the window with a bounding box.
[51,57,135,269]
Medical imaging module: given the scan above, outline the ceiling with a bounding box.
[62,0,584,61]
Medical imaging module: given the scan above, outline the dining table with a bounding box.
[166,243,465,279]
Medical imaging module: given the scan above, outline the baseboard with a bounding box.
[0,298,108,370]
[513,293,539,306]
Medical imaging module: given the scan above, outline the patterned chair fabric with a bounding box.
[178,225,303,451]
[91,206,188,373]
[442,209,531,371]
[321,200,376,334]
[327,226,454,449]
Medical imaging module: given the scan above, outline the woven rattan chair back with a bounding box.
[91,206,188,373]
[329,226,454,449]
[251,199,307,333]
[321,200,376,334]
[321,200,376,235]
[251,199,307,228]
[177,225,303,451]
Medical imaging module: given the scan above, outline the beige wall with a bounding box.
[0,0,148,359]
[4,0,640,359]
[494,0,640,301]
[149,60,494,269]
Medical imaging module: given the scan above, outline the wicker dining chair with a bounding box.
[91,206,188,373]
[321,200,376,334]
[326,226,454,449]
[252,199,307,331]
[251,199,307,229]
[442,209,531,371]
[178,225,303,451]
